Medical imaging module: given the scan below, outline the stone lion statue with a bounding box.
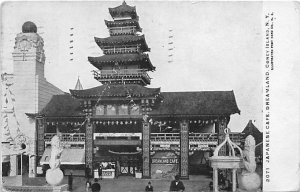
[46,135,64,186]
[238,135,261,192]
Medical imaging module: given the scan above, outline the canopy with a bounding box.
[40,148,85,165]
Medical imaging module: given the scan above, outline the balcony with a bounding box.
[109,26,136,36]
[44,133,85,143]
[93,69,151,85]
[103,46,139,54]
[150,133,244,145]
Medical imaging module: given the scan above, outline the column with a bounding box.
[36,117,45,157]
[180,120,189,179]
[232,168,237,192]
[216,116,228,156]
[9,154,18,176]
[29,155,36,177]
[213,168,218,192]
[85,119,94,174]
[142,121,151,178]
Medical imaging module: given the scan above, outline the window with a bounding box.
[95,105,105,115]
[119,104,128,115]
[107,105,117,115]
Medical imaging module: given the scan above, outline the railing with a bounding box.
[151,133,244,144]
[44,133,85,143]
[93,69,151,82]
[151,133,180,141]
[109,26,136,35]
[103,46,139,54]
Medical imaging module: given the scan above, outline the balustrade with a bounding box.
[93,69,150,80]
[150,133,243,143]
[109,26,136,35]
[44,133,85,143]
[103,46,139,54]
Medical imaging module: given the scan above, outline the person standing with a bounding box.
[98,165,102,180]
[91,178,101,192]
[145,181,154,191]
[169,175,185,192]
[86,178,92,192]
[86,165,91,178]
[68,171,73,191]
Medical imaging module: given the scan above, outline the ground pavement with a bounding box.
[20,175,211,192]
[67,175,212,192]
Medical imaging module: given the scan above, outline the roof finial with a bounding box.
[122,0,127,5]
[75,76,83,90]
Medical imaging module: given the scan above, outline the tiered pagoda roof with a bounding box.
[88,53,155,70]
[89,1,154,86]
[109,1,137,19]
[94,35,150,51]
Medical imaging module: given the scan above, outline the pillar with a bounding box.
[85,119,94,173]
[213,168,218,192]
[29,139,37,177]
[180,120,189,179]
[9,154,18,176]
[232,168,237,192]
[142,121,151,178]
[216,116,228,156]
[36,117,45,157]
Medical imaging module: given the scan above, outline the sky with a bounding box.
[1,1,263,132]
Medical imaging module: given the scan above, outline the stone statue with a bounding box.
[238,135,261,192]
[46,135,64,186]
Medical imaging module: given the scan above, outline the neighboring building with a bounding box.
[1,21,64,177]
[32,2,242,180]
[242,120,263,157]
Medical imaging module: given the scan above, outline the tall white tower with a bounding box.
[5,21,64,177]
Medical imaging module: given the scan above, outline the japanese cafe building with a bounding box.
[31,1,242,179]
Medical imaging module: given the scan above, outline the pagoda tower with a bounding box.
[88,1,155,86]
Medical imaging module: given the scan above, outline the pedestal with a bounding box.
[10,154,18,176]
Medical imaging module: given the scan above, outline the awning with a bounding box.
[40,148,85,165]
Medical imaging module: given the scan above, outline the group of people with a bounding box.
[86,178,101,192]
[145,175,185,192]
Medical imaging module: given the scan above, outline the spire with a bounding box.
[74,77,83,90]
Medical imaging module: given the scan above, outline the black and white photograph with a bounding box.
[1,1,299,192]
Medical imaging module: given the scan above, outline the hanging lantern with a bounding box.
[194,120,197,123]
[103,121,106,125]
[112,121,114,125]
[108,121,110,125]
[116,121,119,125]
[100,121,102,124]
[189,121,192,124]
[134,121,137,125]
[125,121,128,125]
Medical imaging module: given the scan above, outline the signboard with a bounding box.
[151,158,178,164]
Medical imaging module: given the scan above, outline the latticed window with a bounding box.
[95,105,105,115]
[119,104,128,115]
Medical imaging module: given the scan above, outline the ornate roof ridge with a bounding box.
[109,1,137,19]
[88,53,155,71]
[70,84,161,99]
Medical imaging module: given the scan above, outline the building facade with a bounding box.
[1,21,64,178]
[33,2,242,179]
